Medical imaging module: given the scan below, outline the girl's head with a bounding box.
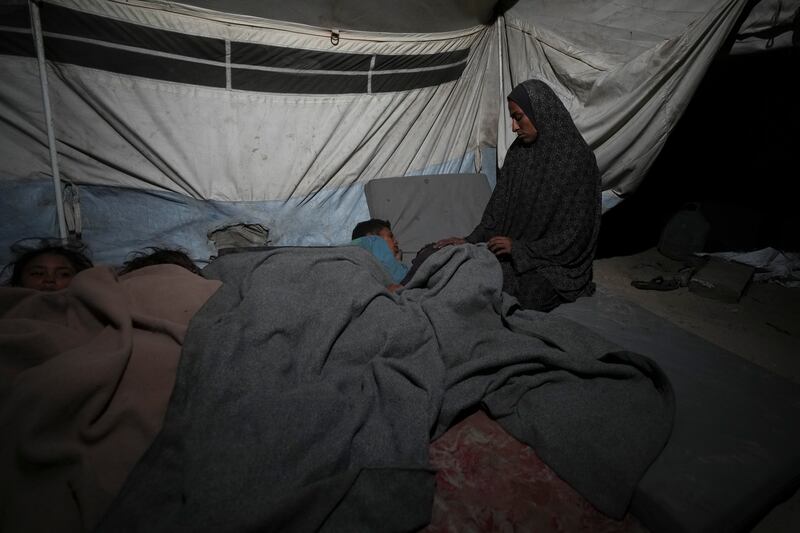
[118,247,201,276]
[6,241,93,291]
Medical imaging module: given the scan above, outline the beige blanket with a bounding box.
[0,265,220,532]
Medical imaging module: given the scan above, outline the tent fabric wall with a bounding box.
[500,0,752,202]
[0,0,500,265]
[733,0,800,53]
[1,0,499,200]
[172,0,499,34]
[1,0,797,267]
[74,181,372,266]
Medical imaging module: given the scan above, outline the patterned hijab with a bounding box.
[467,79,601,299]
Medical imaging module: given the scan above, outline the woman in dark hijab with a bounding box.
[437,79,601,311]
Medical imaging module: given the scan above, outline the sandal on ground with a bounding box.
[631,276,681,291]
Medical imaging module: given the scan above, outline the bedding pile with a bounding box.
[97,244,674,532]
[0,265,221,532]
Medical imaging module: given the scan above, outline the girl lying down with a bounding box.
[0,260,221,532]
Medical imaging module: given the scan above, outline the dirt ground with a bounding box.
[594,247,800,533]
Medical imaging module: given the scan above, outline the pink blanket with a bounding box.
[0,265,220,533]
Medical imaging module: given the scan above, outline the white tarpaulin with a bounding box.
[500,0,753,203]
[0,0,796,265]
[2,0,499,200]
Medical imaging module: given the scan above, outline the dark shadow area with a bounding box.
[598,46,799,258]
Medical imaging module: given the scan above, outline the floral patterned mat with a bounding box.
[426,410,648,533]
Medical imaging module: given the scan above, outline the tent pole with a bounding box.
[497,15,504,100]
[30,0,68,241]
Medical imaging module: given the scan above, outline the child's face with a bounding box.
[377,228,401,260]
[20,253,77,291]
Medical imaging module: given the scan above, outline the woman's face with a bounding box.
[508,100,538,144]
[20,253,78,291]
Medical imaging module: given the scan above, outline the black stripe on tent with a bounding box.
[45,36,226,87]
[40,2,226,61]
[374,48,469,71]
[232,69,368,94]
[0,4,31,29]
[0,30,35,58]
[1,2,469,93]
[232,42,371,71]
[371,63,465,92]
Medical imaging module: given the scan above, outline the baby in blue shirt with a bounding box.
[350,219,408,289]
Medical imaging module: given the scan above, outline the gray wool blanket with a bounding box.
[97,244,674,532]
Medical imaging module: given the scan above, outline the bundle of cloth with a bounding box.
[0,265,221,532]
[100,244,673,532]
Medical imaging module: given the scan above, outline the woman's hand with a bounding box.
[435,237,466,248]
[487,236,512,255]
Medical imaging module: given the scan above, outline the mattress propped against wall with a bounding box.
[365,173,492,263]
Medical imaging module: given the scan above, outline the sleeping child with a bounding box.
[350,219,409,289]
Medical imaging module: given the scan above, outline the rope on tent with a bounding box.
[767,0,783,48]
[63,184,82,240]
